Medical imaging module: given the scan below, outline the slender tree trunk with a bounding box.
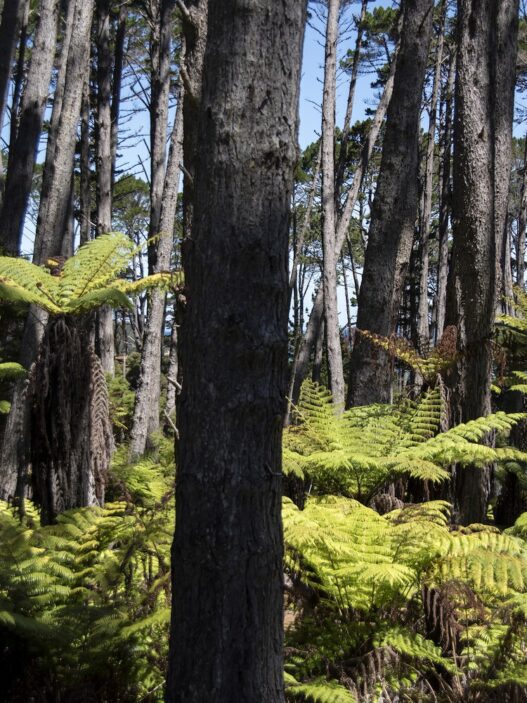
[287,53,398,411]
[95,0,116,374]
[416,0,446,352]
[445,0,518,525]
[0,0,60,255]
[164,311,179,422]
[321,0,345,408]
[130,83,183,458]
[111,4,126,186]
[435,48,456,342]
[348,0,434,407]
[334,0,367,197]
[79,81,91,245]
[516,133,527,286]
[166,1,306,700]
[34,0,95,262]
[0,0,25,204]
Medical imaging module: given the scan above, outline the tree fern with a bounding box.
[0,232,182,315]
[285,381,525,503]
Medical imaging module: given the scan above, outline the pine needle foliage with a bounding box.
[284,381,525,503]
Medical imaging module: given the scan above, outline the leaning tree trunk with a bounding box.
[31,316,113,525]
[517,134,527,287]
[445,0,518,525]
[287,53,398,413]
[347,0,434,407]
[166,1,307,701]
[321,0,345,408]
[0,0,60,256]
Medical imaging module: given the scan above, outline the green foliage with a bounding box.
[0,456,174,702]
[284,495,527,700]
[0,360,26,414]
[284,381,524,503]
[0,233,181,315]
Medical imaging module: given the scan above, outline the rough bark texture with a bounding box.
[34,0,95,262]
[0,0,60,255]
[321,0,345,408]
[166,1,306,700]
[348,0,433,407]
[435,49,456,342]
[445,0,518,525]
[31,316,113,525]
[0,0,23,144]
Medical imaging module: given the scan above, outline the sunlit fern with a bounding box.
[284,381,525,503]
[0,232,182,315]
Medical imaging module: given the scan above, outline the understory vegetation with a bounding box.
[2,373,527,702]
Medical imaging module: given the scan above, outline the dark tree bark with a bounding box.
[166,1,306,701]
[348,0,434,407]
[0,0,60,255]
[445,0,518,525]
[0,0,25,161]
[435,48,456,342]
[31,316,113,525]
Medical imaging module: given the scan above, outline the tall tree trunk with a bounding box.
[166,1,307,701]
[516,133,527,286]
[0,0,25,204]
[445,0,518,525]
[435,48,456,342]
[129,83,183,458]
[110,3,127,187]
[79,80,91,245]
[348,0,434,407]
[34,0,94,261]
[416,0,446,352]
[0,0,60,255]
[128,2,179,457]
[287,53,398,412]
[96,0,115,375]
[321,0,345,408]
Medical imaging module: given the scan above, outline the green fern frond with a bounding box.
[285,675,356,703]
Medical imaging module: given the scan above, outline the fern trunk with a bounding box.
[166,0,306,700]
[31,316,113,524]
